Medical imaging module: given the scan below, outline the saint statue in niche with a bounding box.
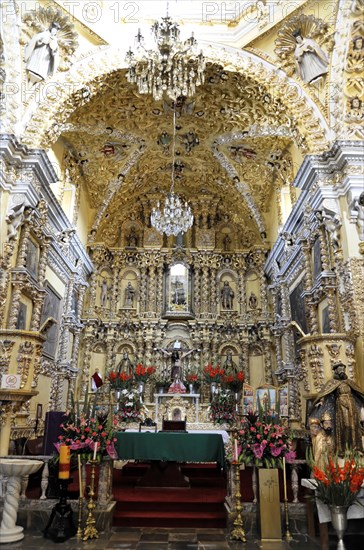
[221,281,234,309]
[124,282,135,307]
[293,30,329,84]
[25,22,60,85]
[248,292,258,309]
[99,276,111,307]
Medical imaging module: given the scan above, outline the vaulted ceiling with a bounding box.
[59,63,301,247]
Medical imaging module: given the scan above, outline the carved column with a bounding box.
[148,265,157,314]
[210,267,217,314]
[200,265,209,315]
[326,288,339,333]
[238,268,246,316]
[139,267,147,314]
[302,242,316,333]
[193,266,201,316]
[156,262,164,314]
[8,285,23,329]
[263,340,273,384]
[240,341,249,383]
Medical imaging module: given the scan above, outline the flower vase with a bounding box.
[234,392,241,412]
[210,382,216,397]
[189,383,194,394]
[329,505,348,548]
[114,389,121,412]
[138,382,144,402]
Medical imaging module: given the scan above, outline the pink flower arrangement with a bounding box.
[236,412,296,468]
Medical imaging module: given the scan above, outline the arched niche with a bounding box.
[246,270,260,311]
[248,343,264,389]
[115,342,136,374]
[97,268,113,309]
[164,262,193,318]
[217,269,237,313]
[121,220,143,248]
[90,342,106,384]
[119,268,138,311]
[219,345,240,373]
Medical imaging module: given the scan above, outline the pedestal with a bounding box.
[258,468,282,542]
[0,459,43,543]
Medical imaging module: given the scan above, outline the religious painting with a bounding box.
[256,385,277,416]
[40,283,62,358]
[16,302,27,330]
[242,383,254,415]
[279,384,289,418]
[289,280,308,340]
[25,238,39,279]
[165,263,191,316]
[312,237,322,281]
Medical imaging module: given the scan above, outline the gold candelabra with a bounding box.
[230,460,247,543]
[82,460,99,541]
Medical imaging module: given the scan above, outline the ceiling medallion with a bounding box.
[125,14,206,101]
[150,109,193,236]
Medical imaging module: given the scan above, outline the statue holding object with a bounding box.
[312,362,364,456]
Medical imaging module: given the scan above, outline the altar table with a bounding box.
[114,432,225,466]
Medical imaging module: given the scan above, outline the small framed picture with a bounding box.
[242,383,254,415]
[256,385,277,416]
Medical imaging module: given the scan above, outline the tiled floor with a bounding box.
[0,527,362,550]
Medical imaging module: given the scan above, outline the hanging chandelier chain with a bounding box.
[170,107,176,194]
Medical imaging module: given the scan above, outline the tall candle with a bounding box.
[283,457,287,501]
[93,441,98,461]
[59,445,70,479]
[78,455,83,497]
[234,439,238,462]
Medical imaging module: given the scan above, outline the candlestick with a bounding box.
[283,457,287,501]
[82,460,99,541]
[282,457,293,541]
[93,441,98,461]
[78,455,83,497]
[234,439,238,462]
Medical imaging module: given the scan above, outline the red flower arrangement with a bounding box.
[186,373,198,383]
[134,363,156,382]
[204,364,225,384]
[108,370,133,390]
[311,453,364,507]
[224,371,244,393]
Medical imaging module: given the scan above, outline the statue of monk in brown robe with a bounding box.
[313,362,364,456]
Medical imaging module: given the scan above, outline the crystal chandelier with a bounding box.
[150,109,194,237]
[125,15,206,101]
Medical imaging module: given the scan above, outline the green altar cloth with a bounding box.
[114,432,225,466]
